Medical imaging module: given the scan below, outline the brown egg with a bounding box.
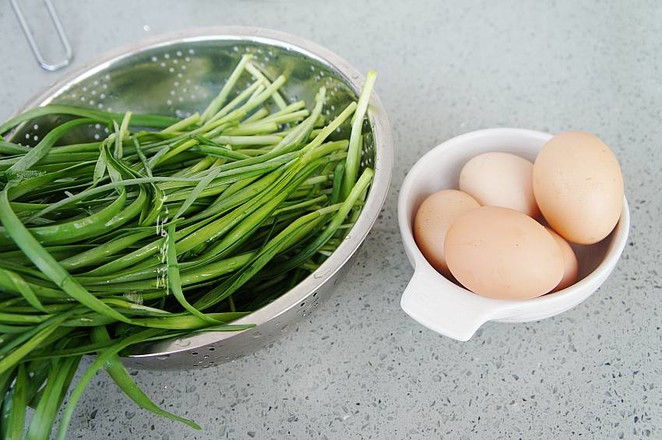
[532,131,624,244]
[444,206,564,300]
[547,228,579,292]
[413,189,480,276]
[459,152,540,218]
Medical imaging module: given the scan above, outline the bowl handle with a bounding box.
[400,267,504,341]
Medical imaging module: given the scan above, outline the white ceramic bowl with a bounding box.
[398,128,630,341]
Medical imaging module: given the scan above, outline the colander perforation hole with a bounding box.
[151,50,202,113]
[24,132,38,143]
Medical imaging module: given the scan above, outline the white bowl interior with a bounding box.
[398,128,630,341]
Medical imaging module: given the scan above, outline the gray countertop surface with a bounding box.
[1,1,660,439]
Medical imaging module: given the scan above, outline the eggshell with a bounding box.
[547,228,579,291]
[413,189,480,276]
[532,131,624,244]
[444,206,564,300]
[459,152,540,217]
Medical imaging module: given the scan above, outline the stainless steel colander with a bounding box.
[13,27,393,370]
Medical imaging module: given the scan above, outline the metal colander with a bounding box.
[13,27,393,370]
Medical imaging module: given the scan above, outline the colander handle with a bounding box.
[11,0,73,71]
[400,266,507,341]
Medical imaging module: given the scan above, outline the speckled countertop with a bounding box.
[1,1,660,439]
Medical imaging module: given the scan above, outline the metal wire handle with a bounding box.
[11,0,73,71]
